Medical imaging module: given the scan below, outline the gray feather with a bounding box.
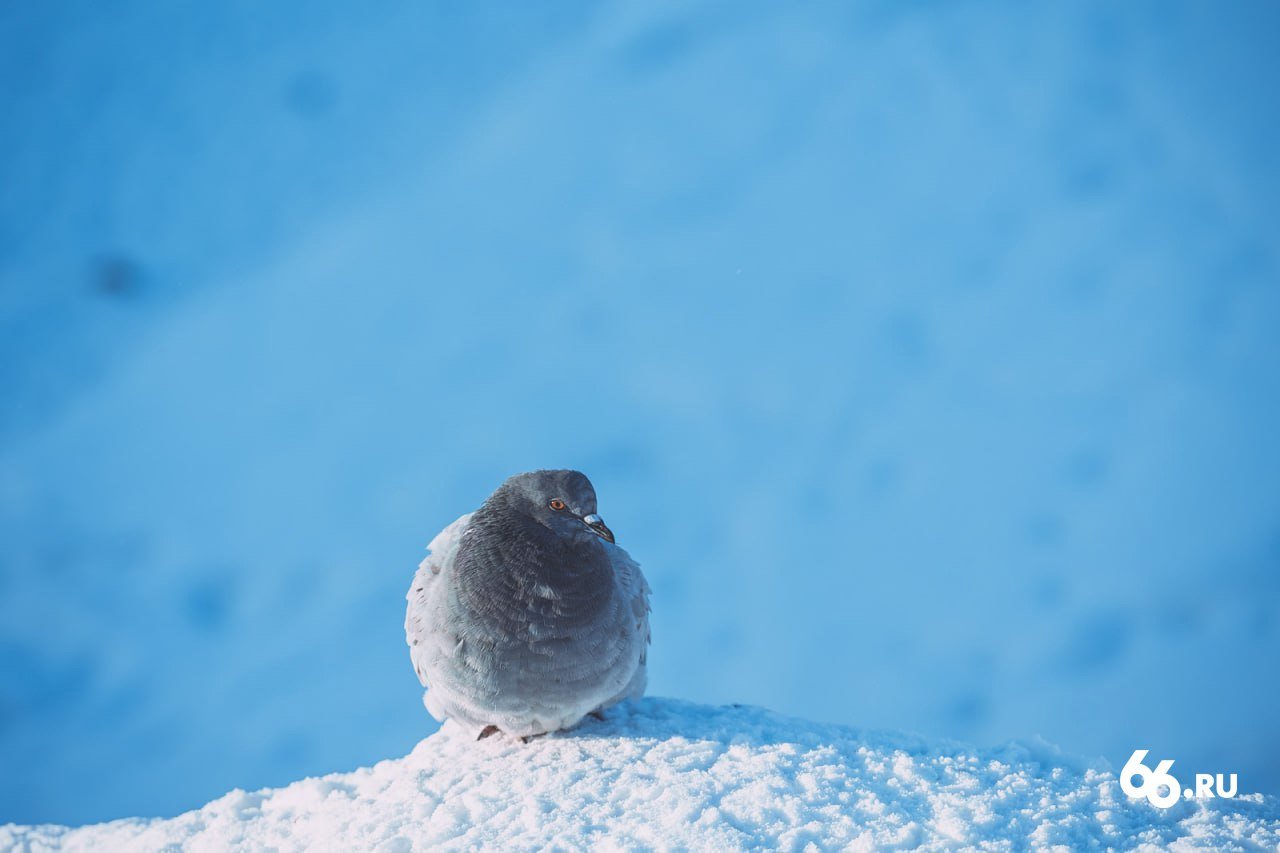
[404,470,651,738]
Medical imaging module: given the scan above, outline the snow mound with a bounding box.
[4,700,1276,850]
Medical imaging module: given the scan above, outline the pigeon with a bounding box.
[405,470,651,739]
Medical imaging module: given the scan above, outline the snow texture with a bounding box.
[2,700,1276,851]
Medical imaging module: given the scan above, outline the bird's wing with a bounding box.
[608,542,652,700]
[405,512,472,688]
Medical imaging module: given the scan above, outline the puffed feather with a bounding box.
[405,502,650,738]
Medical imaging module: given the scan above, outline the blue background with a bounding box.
[2,1,1278,825]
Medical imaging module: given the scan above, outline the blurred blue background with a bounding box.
[2,0,1279,826]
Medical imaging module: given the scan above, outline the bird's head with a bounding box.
[498,469,615,545]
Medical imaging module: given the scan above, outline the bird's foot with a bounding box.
[588,709,607,721]
[477,725,544,744]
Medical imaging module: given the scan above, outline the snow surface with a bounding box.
[3,0,1280,827]
[3,700,1276,851]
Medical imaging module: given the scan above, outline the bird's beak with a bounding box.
[582,513,614,543]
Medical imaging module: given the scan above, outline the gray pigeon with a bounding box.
[405,470,651,739]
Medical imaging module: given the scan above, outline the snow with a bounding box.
[3,0,1280,827]
[3,700,1276,851]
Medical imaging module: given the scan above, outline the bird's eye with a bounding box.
[549,499,566,511]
